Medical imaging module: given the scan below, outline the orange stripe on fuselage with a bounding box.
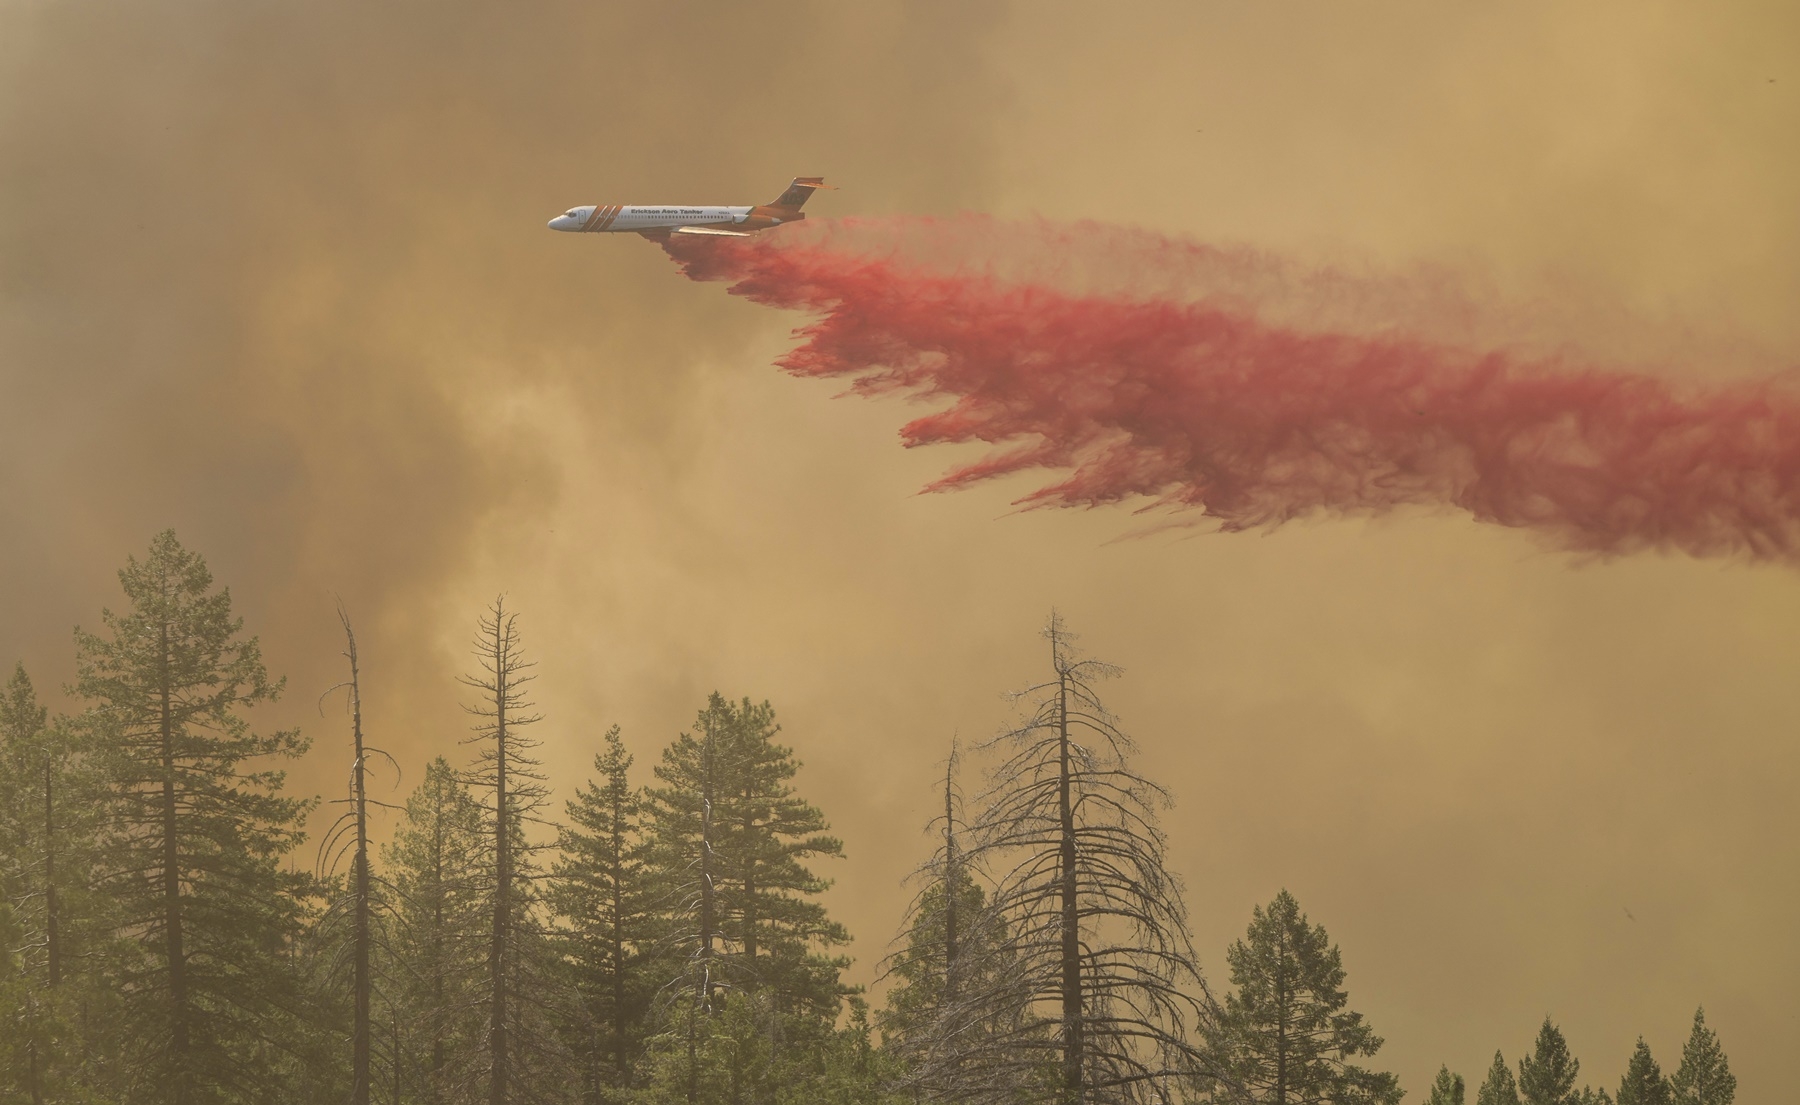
[580,205,608,232]
[598,205,622,231]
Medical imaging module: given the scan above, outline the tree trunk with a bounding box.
[1275,924,1288,1105]
[942,754,957,1005]
[691,729,716,1105]
[430,811,446,1105]
[346,619,371,1105]
[1057,668,1083,1105]
[44,756,58,988]
[490,626,510,1105]
[159,621,191,1105]
[611,804,627,1092]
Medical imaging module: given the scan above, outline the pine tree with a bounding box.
[1212,889,1400,1105]
[3,673,121,1103]
[1669,1008,1733,1105]
[1477,1052,1521,1105]
[1616,1039,1670,1105]
[383,757,488,1104]
[639,692,849,1103]
[1427,1066,1467,1105]
[714,695,848,1011]
[554,725,657,1101]
[72,531,314,1105]
[1518,1019,1580,1105]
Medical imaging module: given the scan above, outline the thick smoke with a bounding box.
[667,216,1800,563]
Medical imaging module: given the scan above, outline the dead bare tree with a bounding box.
[460,597,572,1104]
[919,613,1226,1105]
[316,606,401,1105]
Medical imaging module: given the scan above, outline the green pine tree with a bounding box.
[1518,1019,1580,1105]
[553,725,657,1101]
[2,662,116,1103]
[639,693,849,1103]
[72,531,315,1105]
[382,757,488,1104]
[1213,889,1402,1105]
[1426,1065,1467,1105]
[1669,1008,1733,1105]
[1616,1039,1671,1105]
[1477,1052,1521,1105]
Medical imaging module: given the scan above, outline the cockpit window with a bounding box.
[566,210,579,218]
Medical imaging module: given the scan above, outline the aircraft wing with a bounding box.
[672,226,754,237]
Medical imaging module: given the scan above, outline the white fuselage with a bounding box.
[547,204,757,233]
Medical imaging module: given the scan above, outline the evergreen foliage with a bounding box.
[1517,1018,1581,1105]
[1477,1052,1521,1105]
[1669,1008,1733,1105]
[1616,1039,1670,1105]
[1212,889,1401,1105]
[72,531,315,1105]
[1,664,109,1102]
[0,549,1758,1105]
[1426,1065,1467,1105]
[554,725,657,1101]
[383,757,489,1103]
[639,693,849,1102]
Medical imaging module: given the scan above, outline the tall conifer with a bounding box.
[639,693,848,1102]
[555,725,656,1100]
[1669,1008,1733,1105]
[73,531,313,1105]
[1213,889,1400,1105]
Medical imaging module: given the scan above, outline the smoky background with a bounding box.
[3,1,1797,1099]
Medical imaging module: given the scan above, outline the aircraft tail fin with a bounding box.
[770,177,832,209]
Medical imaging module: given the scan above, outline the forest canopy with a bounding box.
[0,532,1735,1105]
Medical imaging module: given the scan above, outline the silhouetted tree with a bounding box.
[1669,1009,1733,1105]
[73,531,314,1105]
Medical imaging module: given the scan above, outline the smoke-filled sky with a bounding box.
[3,1,1797,1097]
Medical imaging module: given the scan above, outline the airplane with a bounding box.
[547,177,832,239]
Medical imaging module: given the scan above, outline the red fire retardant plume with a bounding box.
[664,217,1800,564]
